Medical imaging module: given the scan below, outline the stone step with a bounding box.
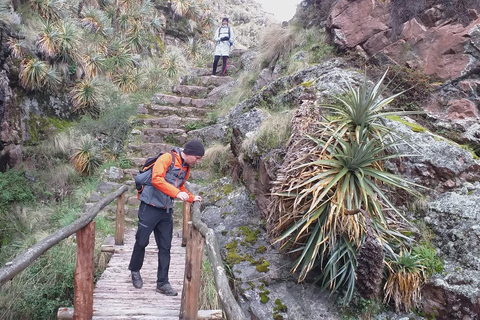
[212,64,238,76]
[127,142,173,158]
[171,84,209,98]
[138,104,210,118]
[137,115,203,129]
[140,128,187,144]
[152,93,216,108]
[180,75,233,87]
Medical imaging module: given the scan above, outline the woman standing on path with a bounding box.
[212,17,235,76]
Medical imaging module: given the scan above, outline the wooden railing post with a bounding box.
[180,221,204,320]
[74,221,95,320]
[181,202,191,247]
[115,193,125,245]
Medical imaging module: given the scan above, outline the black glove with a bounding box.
[220,36,230,41]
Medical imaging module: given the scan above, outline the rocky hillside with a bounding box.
[2,0,480,319]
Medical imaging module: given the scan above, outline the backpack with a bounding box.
[135,151,175,193]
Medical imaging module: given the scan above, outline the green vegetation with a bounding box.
[269,70,428,308]
[199,258,221,310]
[386,115,427,133]
[259,289,270,303]
[273,298,288,320]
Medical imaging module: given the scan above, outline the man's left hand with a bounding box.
[193,195,202,202]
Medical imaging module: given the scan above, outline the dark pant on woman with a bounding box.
[213,55,228,76]
[128,201,173,286]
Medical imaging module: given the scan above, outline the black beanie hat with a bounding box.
[183,139,205,156]
[222,17,229,23]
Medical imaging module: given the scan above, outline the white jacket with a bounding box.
[213,26,235,56]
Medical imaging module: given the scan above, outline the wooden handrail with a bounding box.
[0,184,129,288]
[185,202,247,320]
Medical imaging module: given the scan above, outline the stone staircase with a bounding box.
[122,63,237,215]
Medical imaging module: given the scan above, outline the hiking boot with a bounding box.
[131,271,143,289]
[156,283,178,296]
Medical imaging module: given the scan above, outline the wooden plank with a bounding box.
[114,193,125,245]
[180,222,205,320]
[197,310,223,320]
[74,221,95,320]
[92,228,187,319]
[182,202,191,247]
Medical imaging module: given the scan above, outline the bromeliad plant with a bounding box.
[269,70,425,306]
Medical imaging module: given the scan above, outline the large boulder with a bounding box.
[199,177,339,320]
[326,0,480,81]
[384,118,480,319]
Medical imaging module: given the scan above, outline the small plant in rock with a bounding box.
[384,249,427,312]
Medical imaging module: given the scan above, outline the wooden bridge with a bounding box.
[0,186,246,320]
[91,228,186,320]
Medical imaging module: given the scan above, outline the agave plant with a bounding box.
[56,20,81,63]
[384,249,426,311]
[81,7,110,35]
[36,19,59,58]
[7,37,30,59]
[30,0,65,20]
[70,78,101,117]
[69,134,102,176]
[19,57,52,90]
[170,0,190,18]
[324,70,420,141]
[269,71,423,304]
[162,52,179,78]
[113,68,140,93]
[81,51,105,79]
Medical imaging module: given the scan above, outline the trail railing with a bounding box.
[0,185,247,320]
[180,202,246,320]
[0,185,129,319]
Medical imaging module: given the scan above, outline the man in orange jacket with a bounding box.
[128,139,204,296]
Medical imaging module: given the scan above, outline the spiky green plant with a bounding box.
[82,51,105,79]
[80,7,110,35]
[170,0,190,17]
[30,0,65,20]
[36,19,58,58]
[324,71,419,134]
[8,37,31,60]
[19,57,59,90]
[269,71,423,304]
[384,249,426,311]
[55,20,81,63]
[113,68,140,93]
[69,134,102,176]
[70,78,101,117]
[162,52,179,78]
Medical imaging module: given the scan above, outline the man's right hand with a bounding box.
[176,191,189,201]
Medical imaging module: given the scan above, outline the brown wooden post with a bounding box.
[115,193,125,245]
[181,201,191,247]
[74,221,95,320]
[180,221,204,320]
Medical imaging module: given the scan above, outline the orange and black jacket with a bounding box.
[137,147,194,210]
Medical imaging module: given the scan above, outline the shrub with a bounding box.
[0,170,35,212]
[269,70,424,305]
[69,134,102,176]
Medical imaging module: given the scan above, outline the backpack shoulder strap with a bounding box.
[228,26,230,38]
[168,152,175,172]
